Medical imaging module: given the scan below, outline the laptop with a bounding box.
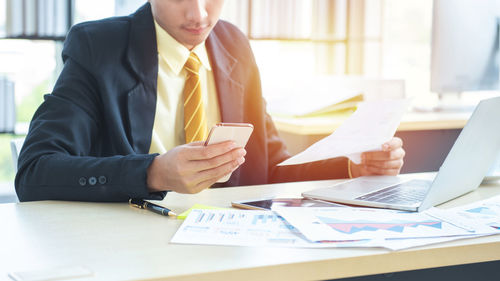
[302,96,500,212]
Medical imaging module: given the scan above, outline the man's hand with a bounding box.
[147,141,246,194]
[350,137,405,177]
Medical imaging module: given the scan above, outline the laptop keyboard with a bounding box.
[355,179,432,206]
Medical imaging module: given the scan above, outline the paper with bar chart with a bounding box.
[275,207,498,242]
[170,209,378,248]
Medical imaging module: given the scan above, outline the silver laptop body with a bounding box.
[302,96,500,212]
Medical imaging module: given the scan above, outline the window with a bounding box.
[0,0,145,187]
[221,0,385,78]
[220,0,387,105]
[0,40,56,183]
[221,0,434,104]
[382,0,433,104]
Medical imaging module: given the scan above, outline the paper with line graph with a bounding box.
[275,207,497,242]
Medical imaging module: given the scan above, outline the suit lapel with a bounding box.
[206,27,245,123]
[125,3,158,153]
[206,26,246,184]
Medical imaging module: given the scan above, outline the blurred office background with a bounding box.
[0,0,498,200]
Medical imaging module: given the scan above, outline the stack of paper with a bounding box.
[275,206,499,250]
[171,195,500,251]
[267,92,363,118]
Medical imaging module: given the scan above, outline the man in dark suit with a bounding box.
[15,0,405,202]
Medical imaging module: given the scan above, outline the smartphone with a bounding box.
[205,123,254,182]
[231,198,345,210]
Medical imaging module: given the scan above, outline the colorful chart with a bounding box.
[252,214,278,225]
[318,217,442,234]
[465,207,497,216]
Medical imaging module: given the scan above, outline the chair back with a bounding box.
[10,137,25,173]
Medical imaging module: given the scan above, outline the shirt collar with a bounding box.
[154,20,212,75]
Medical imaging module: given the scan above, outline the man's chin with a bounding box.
[182,36,209,49]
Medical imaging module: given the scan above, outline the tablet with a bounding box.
[231,198,345,210]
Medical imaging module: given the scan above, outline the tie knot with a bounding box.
[184,52,201,74]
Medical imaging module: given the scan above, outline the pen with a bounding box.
[129,198,177,217]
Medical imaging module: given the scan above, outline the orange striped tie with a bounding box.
[183,53,208,143]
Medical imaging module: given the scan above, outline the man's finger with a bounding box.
[382,137,403,151]
[185,140,236,160]
[364,165,401,176]
[364,159,404,170]
[191,148,246,172]
[196,156,245,183]
[363,148,405,161]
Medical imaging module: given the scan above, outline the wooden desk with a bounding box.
[1,178,500,281]
[272,111,471,136]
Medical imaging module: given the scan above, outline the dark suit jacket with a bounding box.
[15,3,348,202]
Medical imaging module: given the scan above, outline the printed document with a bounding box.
[278,99,410,166]
[275,207,499,242]
[428,194,500,230]
[170,208,500,251]
[170,209,377,248]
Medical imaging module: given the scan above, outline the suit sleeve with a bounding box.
[15,25,166,202]
[265,108,350,183]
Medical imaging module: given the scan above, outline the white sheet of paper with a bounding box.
[380,234,494,251]
[278,99,410,166]
[8,266,92,281]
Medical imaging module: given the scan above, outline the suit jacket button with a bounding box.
[98,176,107,184]
[89,176,97,186]
[78,177,87,186]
